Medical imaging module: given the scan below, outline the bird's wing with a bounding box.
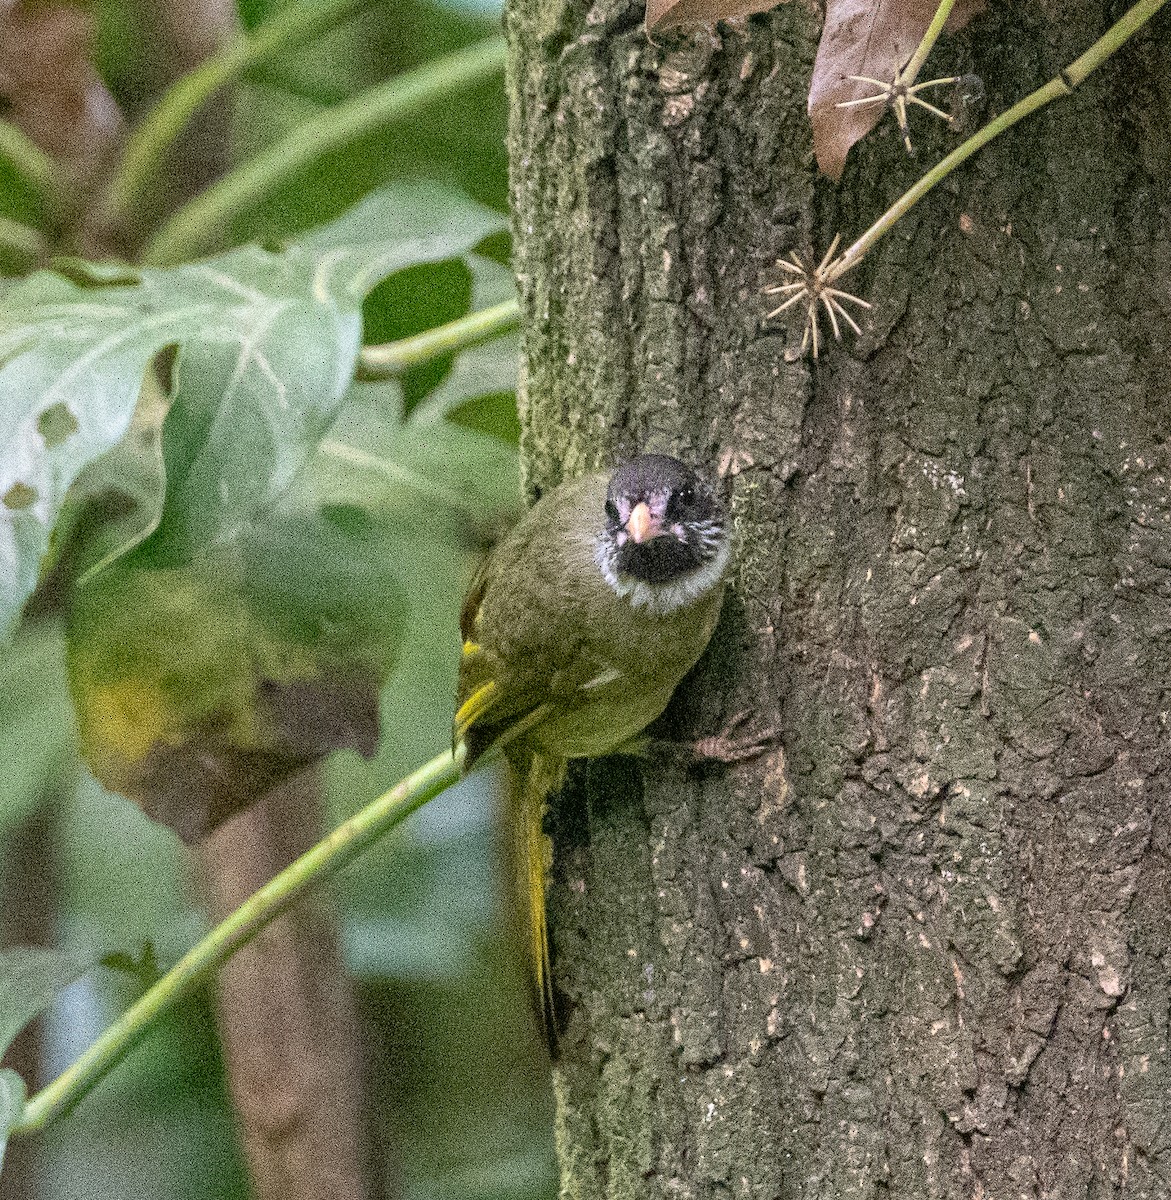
[454,472,616,765]
[458,557,489,646]
[454,601,615,765]
[454,587,561,763]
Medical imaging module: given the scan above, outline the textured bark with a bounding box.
[199,769,377,1200]
[505,1,1171,1196]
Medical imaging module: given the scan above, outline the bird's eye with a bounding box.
[679,485,695,505]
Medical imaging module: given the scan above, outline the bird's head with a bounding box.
[595,454,729,613]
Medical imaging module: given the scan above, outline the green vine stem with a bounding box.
[104,0,377,231]
[0,120,63,220]
[358,298,520,379]
[0,214,48,272]
[142,34,507,266]
[828,0,1168,284]
[12,747,464,1136]
[902,0,958,87]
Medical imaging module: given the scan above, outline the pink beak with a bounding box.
[625,501,657,543]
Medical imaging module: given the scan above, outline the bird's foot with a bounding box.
[689,710,776,764]
[639,711,776,767]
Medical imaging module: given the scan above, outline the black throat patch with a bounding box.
[616,536,704,584]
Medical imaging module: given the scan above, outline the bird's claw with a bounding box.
[689,710,776,765]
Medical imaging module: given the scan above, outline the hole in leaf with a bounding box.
[322,503,374,539]
[448,391,520,444]
[3,482,38,510]
[363,259,472,414]
[37,402,79,447]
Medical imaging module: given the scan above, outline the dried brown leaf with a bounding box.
[132,673,381,843]
[646,0,783,34]
[809,0,983,180]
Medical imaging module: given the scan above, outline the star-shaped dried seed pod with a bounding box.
[836,71,959,155]
[764,234,872,359]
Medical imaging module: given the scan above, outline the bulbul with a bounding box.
[454,453,730,1014]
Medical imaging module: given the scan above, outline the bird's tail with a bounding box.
[504,747,565,1030]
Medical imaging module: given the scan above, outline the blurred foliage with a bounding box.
[0,181,505,641]
[0,627,78,838]
[229,0,510,243]
[0,0,557,1196]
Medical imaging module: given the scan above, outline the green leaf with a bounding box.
[148,256,363,560]
[50,258,143,287]
[0,182,505,638]
[465,251,517,310]
[56,776,194,965]
[147,181,504,561]
[317,412,521,528]
[59,404,169,585]
[445,390,521,443]
[0,1068,26,1174]
[293,180,505,303]
[406,254,518,427]
[0,623,77,836]
[0,945,98,1055]
[237,500,408,659]
[67,528,404,840]
[0,271,218,642]
[229,1,509,247]
[411,336,518,426]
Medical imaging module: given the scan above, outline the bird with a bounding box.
[453,453,732,1019]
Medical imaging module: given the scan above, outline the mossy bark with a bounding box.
[506,0,1171,1195]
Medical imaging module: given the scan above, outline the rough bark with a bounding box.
[505,0,1171,1196]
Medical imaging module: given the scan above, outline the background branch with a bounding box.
[13,749,462,1137]
[104,0,377,230]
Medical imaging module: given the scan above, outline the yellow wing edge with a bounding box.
[454,678,498,747]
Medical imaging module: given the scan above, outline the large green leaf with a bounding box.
[147,252,362,560]
[0,271,218,641]
[317,411,521,529]
[0,182,505,638]
[294,183,503,303]
[151,182,504,560]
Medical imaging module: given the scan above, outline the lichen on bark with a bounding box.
[505,0,1171,1194]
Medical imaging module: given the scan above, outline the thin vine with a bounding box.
[768,0,1168,357]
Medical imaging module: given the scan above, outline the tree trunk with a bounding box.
[199,769,377,1200]
[505,0,1171,1195]
[0,804,58,1200]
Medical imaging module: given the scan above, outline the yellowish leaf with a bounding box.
[67,557,389,843]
